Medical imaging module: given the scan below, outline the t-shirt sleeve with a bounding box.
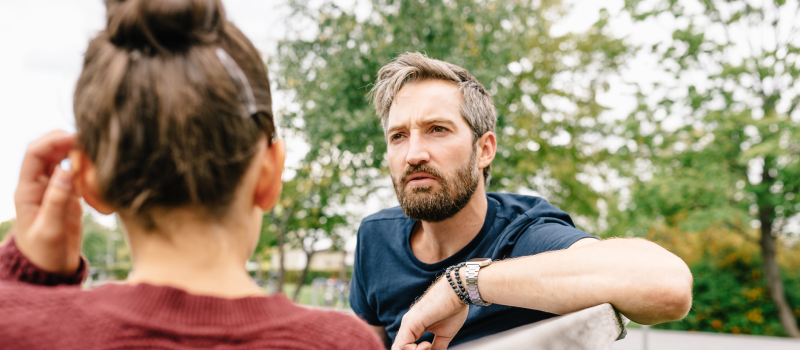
[507,218,596,259]
[348,228,382,326]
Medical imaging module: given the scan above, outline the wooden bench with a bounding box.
[452,303,628,350]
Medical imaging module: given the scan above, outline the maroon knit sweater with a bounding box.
[0,237,384,349]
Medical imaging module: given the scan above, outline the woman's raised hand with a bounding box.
[13,130,83,274]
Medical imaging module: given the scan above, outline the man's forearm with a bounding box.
[472,238,693,325]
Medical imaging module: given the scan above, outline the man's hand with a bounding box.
[13,130,83,274]
[392,274,469,350]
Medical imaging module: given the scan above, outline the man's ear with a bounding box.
[69,149,115,215]
[254,139,286,211]
[477,131,497,170]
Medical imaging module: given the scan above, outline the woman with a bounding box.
[0,0,383,349]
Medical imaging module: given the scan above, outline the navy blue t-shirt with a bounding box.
[349,192,596,346]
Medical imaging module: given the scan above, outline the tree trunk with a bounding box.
[276,228,286,294]
[339,251,347,281]
[758,159,800,338]
[759,203,800,337]
[255,254,263,283]
[274,207,293,295]
[293,250,315,301]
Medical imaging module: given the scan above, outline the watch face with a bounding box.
[467,258,492,267]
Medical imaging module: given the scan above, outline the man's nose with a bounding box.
[405,131,431,165]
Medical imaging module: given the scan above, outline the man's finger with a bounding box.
[392,323,422,350]
[416,341,432,350]
[37,167,77,226]
[430,335,454,350]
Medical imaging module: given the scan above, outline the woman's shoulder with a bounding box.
[0,280,89,308]
[0,281,102,348]
[0,282,384,349]
[278,302,385,349]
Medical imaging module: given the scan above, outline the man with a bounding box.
[349,52,693,350]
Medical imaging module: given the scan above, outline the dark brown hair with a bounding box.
[74,0,275,227]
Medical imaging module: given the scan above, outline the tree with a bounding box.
[640,223,800,335]
[81,212,129,272]
[274,0,633,235]
[260,165,348,300]
[2,213,126,268]
[620,0,800,337]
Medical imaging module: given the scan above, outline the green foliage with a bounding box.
[656,247,800,336]
[617,0,800,336]
[616,0,800,234]
[258,165,352,295]
[81,213,129,268]
[260,166,350,257]
[278,269,352,285]
[0,219,12,242]
[0,211,129,271]
[644,226,800,336]
[275,0,633,233]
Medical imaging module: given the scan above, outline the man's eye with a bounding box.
[432,126,447,133]
[390,134,404,141]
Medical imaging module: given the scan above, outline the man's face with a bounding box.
[385,80,480,222]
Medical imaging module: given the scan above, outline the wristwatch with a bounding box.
[465,258,492,306]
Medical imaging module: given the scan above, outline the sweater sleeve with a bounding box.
[0,235,87,286]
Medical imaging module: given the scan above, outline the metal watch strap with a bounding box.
[453,263,468,301]
[465,262,491,306]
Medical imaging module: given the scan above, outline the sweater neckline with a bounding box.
[93,282,304,328]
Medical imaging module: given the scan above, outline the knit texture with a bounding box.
[0,236,88,286]
[0,238,384,349]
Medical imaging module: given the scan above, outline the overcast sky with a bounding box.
[0,0,667,225]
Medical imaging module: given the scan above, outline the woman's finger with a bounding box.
[37,167,77,227]
[18,130,75,186]
[14,131,75,228]
[15,166,83,274]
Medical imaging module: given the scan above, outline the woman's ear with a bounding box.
[254,139,286,211]
[69,149,115,215]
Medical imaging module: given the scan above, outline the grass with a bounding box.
[278,284,313,305]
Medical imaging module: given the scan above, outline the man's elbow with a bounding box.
[660,277,693,321]
[646,264,694,324]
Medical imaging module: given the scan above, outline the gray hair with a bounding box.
[369,52,497,185]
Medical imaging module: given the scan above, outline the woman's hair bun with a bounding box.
[106,0,223,53]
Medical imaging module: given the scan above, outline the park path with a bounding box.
[611,328,800,350]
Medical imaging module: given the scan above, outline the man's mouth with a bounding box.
[406,172,438,185]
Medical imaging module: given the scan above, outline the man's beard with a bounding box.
[392,148,480,223]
